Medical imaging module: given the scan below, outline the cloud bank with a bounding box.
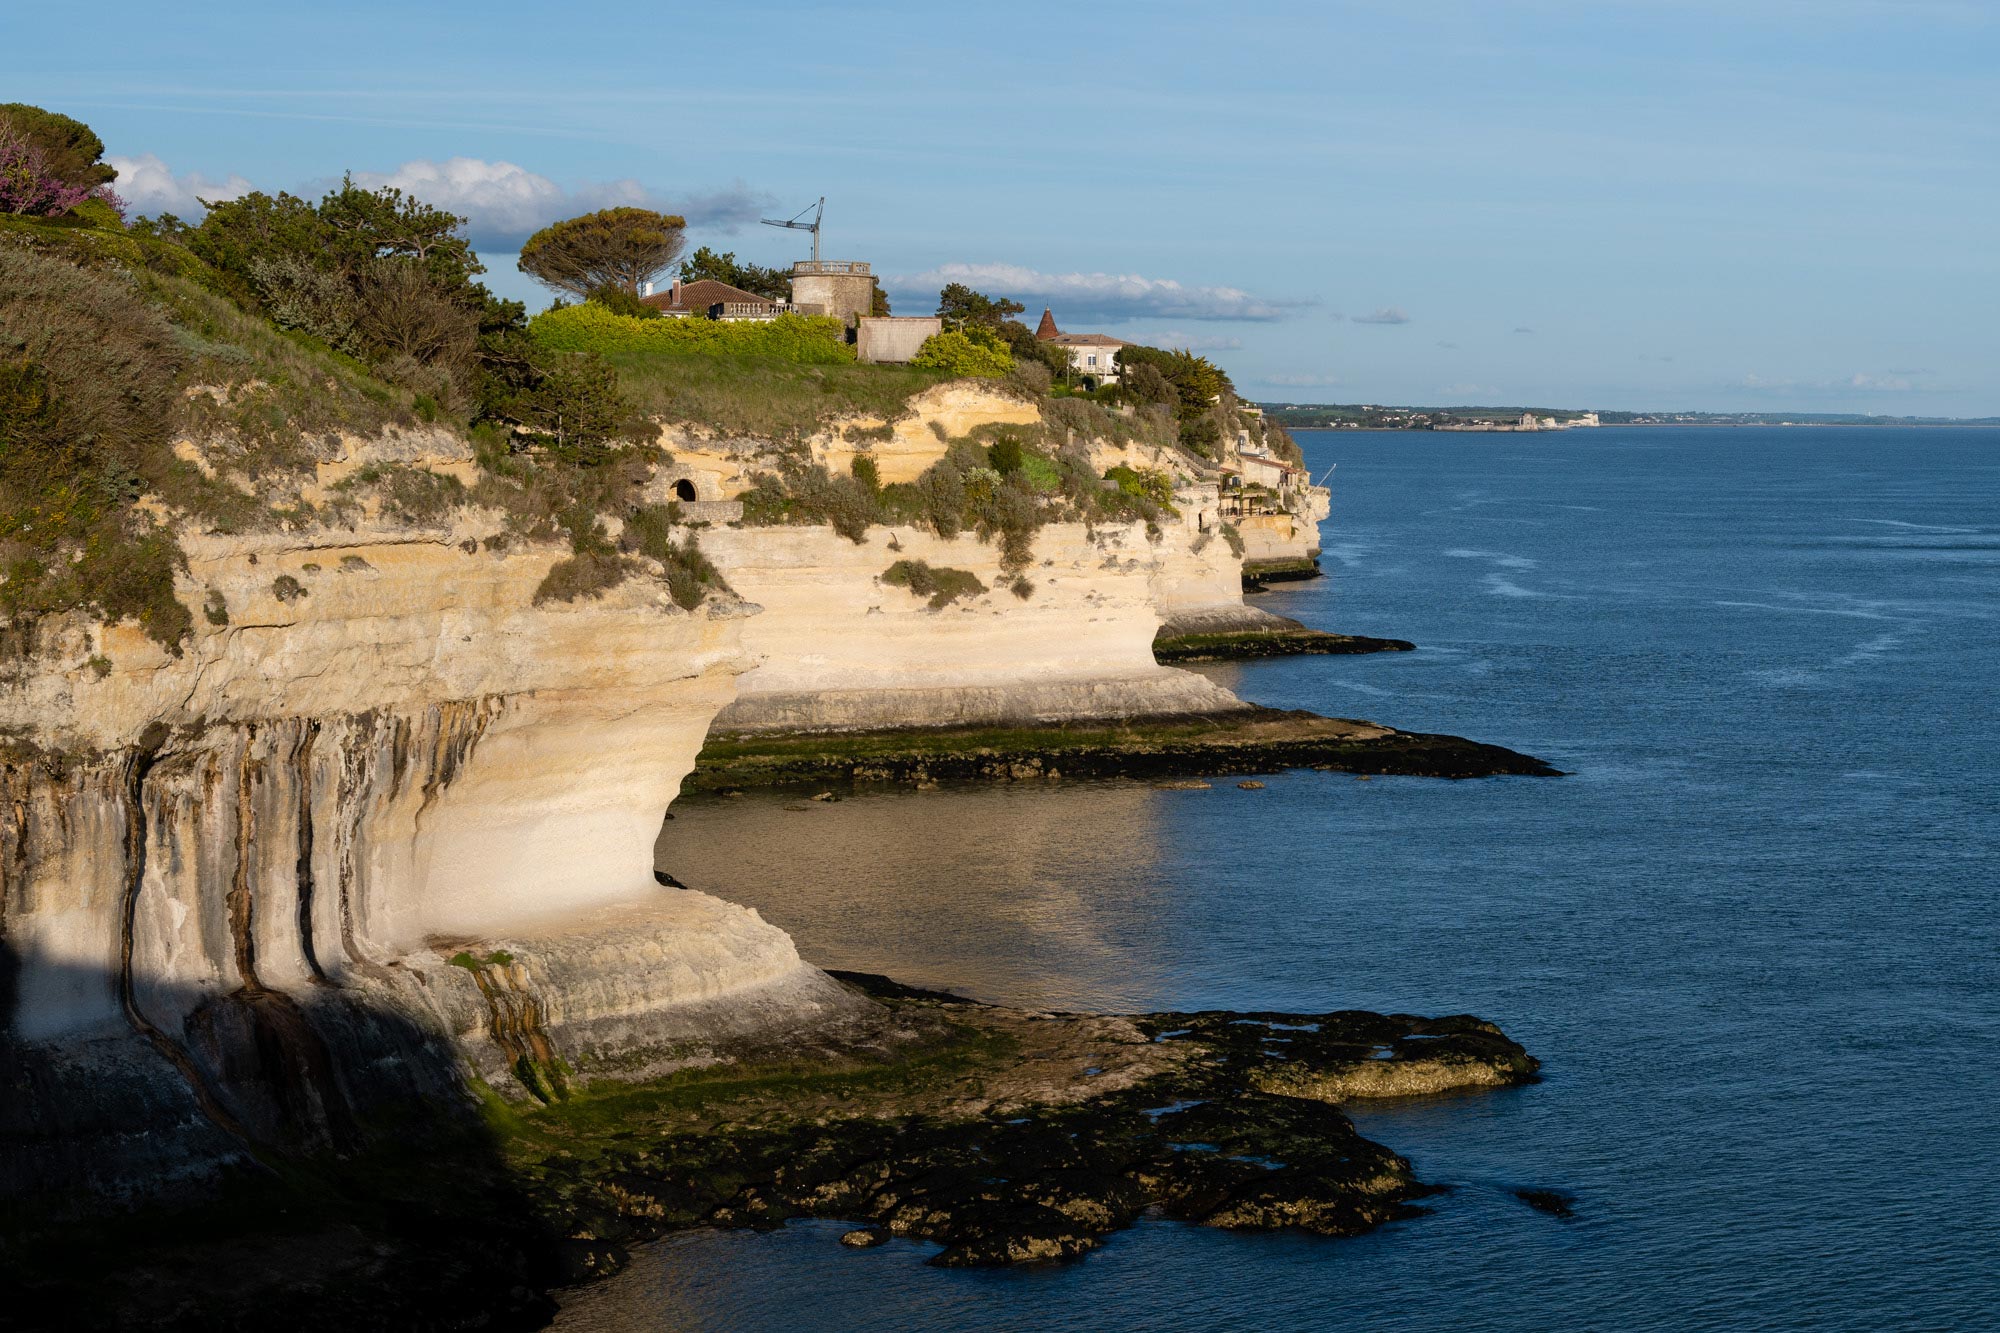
[348,158,769,248]
[1258,372,1344,387]
[106,153,769,248]
[889,262,1304,323]
[1738,371,1928,394]
[106,153,254,217]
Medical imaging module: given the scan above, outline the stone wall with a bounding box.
[856,315,942,364]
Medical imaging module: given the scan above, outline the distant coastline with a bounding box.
[1261,401,2000,431]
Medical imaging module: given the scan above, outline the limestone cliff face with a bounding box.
[700,521,1247,734]
[0,512,864,1208]
[654,382,1042,501]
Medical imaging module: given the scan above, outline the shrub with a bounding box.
[618,501,729,610]
[585,285,660,320]
[910,327,1013,377]
[1220,521,1246,558]
[1179,413,1223,458]
[881,559,987,610]
[533,551,630,604]
[850,454,880,491]
[1104,464,1176,508]
[528,304,853,364]
[336,464,465,524]
[272,574,307,602]
[0,247,193,648]
[740,462,882,543]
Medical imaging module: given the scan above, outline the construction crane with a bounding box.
[760,197,825,263]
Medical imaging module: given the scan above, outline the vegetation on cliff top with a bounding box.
[739,429,1176,576]
[0,106,735,653]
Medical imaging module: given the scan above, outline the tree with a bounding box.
[0,122,91,218]
[936,283,1024,330]
[871,286,892,317]
[519,207,687,300]
[1117,345,1230,421]
[0,104,116,190]
[679,245,789,301]
[320,174,482,285]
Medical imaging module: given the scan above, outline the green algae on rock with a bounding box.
[1152,627,1416,662]
[686,706,1562,793]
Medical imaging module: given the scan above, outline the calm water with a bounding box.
[566,427,2000,1332]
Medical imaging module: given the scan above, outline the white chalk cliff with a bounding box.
[0,438,865,1208]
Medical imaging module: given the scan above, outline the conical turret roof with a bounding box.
[1035,307,1060,340]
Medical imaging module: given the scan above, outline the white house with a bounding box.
[1035,308,1127,385]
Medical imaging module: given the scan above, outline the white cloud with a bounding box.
[105,153,254,218]
[1132,331,1245,352]
[105,152,769,246]
[1352,307,1410,325]
[889,262,1304,323]
[1737,371,1927,394]
[347,158,769,247]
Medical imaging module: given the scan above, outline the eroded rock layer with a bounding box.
[701,522,1249,733]
[0,519,870,1209]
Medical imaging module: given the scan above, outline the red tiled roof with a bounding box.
[1035,307,1059,339]
[641,279,775,312]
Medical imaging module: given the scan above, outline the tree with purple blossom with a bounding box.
[0,121,92,218]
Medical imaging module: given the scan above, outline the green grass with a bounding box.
[604,349,950,441]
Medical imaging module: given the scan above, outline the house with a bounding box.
[640,278,782,321]
[1034,308,1127,385]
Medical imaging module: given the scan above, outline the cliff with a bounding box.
[0,466,872,1210]
[701,520,1245,734]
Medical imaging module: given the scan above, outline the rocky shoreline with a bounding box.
[1153,627,1416,662]
[4,974,1539,1329]
[686,706,1561,793]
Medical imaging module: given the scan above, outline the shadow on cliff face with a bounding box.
[0,943,561,1332]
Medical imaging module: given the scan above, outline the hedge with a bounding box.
[528,302,855,363]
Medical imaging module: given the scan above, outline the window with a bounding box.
[1086,354,1098,366]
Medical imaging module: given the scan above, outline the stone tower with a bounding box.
[789,260,878,326]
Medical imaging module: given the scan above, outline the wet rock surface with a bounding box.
[502,978,1541,1275]
[687,707,1562,794]
[1153,628,1416,662]
[5,977,1539,1328]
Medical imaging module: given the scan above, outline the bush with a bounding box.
[335,464,465,524]
[1104,464,1176,508]
[533,551,631,605]
[529,304,853,364]
[618,501,729,610]
[910,328,1013,377]
[881,559,987,610]
[0,246,193,648]
[585,285,660,320]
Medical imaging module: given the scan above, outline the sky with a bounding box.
[7,0,1997,414]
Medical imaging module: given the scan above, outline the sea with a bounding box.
[559,426,2000,1332]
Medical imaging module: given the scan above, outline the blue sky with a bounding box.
[8,0,1997,413]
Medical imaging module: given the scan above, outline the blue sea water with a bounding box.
[567,426,2000,1332]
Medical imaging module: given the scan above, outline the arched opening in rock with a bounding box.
[673,479,697,502]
